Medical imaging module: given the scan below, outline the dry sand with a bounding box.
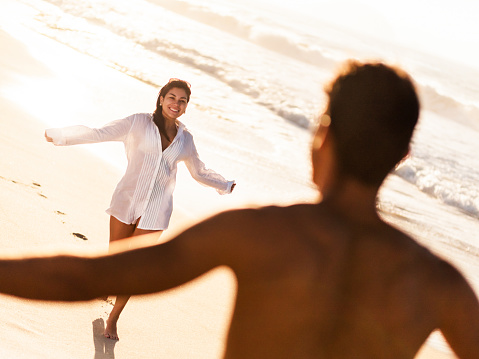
[0,28,456,358]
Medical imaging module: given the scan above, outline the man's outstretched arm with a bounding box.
[0,254,105,301]
[0,211,241,301]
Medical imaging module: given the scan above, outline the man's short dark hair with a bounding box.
[325,61,419,186]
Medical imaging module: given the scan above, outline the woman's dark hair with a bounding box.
[153,79,191,141]
[324,61,419,186]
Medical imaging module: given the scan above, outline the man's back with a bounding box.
[206,203,474,358]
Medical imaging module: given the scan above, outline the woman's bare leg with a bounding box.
[104,216,162,340]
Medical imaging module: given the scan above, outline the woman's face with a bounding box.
[160,87,188,120]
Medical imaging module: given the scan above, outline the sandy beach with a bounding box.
[0,27,458,358]
[0,28,238,359]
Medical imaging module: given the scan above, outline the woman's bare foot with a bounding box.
[103,295,129,340]
[103,318,119,340]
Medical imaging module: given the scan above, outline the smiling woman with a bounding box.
[44,77,236,340]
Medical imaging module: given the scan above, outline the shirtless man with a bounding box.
[0,61,478,358]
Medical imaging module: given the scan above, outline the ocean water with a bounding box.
[2,0,479,353]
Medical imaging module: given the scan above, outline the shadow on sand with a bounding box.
[92,318,117,359]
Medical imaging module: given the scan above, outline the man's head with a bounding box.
[313,61,420,190]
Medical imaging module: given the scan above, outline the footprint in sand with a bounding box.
[0,177,48,198]
[72,232,88,240]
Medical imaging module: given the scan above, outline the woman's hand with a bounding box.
[44,131,53,142]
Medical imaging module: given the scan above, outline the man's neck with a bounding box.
[323,179,380,225]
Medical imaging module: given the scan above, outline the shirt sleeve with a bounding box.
[45,116,134,146]
[184,133,235,195]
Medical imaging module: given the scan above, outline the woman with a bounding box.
[45,79,235,340]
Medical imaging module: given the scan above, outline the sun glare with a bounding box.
[250,0,479,69]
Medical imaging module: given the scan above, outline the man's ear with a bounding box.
[312,114,331,151]
[311,115,337,199]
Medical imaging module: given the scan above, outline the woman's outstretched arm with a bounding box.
[45,115,134,146]
[183,133,235,194]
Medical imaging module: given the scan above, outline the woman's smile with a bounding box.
[161,88,188,120]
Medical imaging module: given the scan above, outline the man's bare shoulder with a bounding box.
[348,215,446,278]
[186,203,351,266]
[183,202,448,278]
[200,203,441,260]
[198,203,316,227]
[199,203,343,239]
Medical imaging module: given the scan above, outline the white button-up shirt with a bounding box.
[46,113,234,230]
